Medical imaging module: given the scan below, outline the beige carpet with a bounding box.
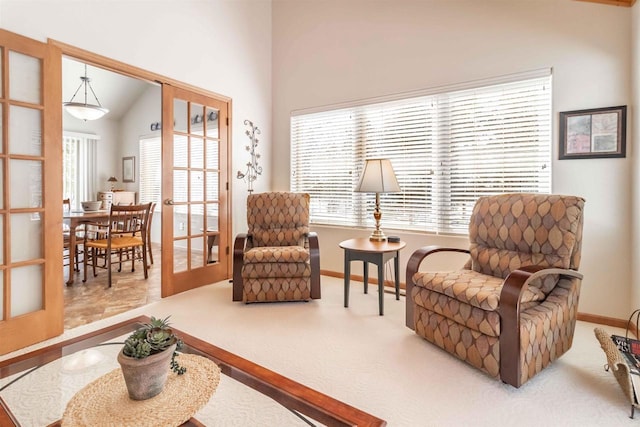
[2,276,636,426]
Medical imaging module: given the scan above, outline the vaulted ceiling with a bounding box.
[62,56,151,121]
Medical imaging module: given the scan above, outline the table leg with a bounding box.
[394,251,400,300]
[378,259,384,316]
[66,222,77,286]
[363,261,368,294]
[344,250,350,308]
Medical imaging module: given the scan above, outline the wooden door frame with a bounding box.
[161,85,230,296]
[0,29,63,355]
[49,39,234,293]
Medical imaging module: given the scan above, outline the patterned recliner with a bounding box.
[406,193,585,387]
[233,192,321,303]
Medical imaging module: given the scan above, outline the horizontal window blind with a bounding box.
[139,136,162,206]
[63,132,98,211]
[291,72,551,234]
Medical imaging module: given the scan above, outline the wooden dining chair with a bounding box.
[83,203,152,287]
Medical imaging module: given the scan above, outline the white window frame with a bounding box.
[291,69,552,235]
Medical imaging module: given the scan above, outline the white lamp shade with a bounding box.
[64,102,109,121]
[354,159,401,193]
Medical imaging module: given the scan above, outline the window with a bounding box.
[63,132,98,211]
[291,70,552,235]
[139,136,162,205]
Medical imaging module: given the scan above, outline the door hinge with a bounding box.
[226,117,229,126]
[225,246,230,255]
[226,182,229,191]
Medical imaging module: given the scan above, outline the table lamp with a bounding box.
[354,159,401,241]
[107,176,118,191]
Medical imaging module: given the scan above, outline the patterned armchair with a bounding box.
[233,192,321,303]
[406,193,585,387]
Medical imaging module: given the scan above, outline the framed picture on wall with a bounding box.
[122,156,135,182]
[559,105,626,160]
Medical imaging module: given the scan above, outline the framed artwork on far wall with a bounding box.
[122,156,135,182]
[559,105,626,160]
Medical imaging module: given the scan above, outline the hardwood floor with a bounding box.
[63,244,162,330]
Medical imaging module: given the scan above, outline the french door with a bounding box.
[161,84,230,296]
[0,30,63,355]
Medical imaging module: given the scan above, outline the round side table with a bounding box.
[339,238,406,316]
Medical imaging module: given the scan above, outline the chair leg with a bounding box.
[143,236,153,266]
[92,248,98,277]
[74,245,80,272]
[107,249,112,288]
[82,247,88,283]
[142,244,148,279]
[129,248,135,272]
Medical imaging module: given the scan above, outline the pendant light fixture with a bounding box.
[63,64,109,121]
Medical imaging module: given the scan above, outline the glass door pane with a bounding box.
[171,100,221,270]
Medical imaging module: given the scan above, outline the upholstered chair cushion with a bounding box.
[243,246,310,264]
[468,193,585,296]
[247,192,310,247]
[413,269,545,311]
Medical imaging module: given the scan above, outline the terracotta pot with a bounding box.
[117,343,177,400]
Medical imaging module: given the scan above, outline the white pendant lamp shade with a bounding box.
[64,102,109,121]
[63,64,109,121]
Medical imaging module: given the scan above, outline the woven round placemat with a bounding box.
[62,353,221,427]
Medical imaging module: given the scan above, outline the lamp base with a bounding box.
[369,229,387,242]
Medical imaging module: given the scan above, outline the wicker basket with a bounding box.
[594,308,640,418]
[594,327,638,418]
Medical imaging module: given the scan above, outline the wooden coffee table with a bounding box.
[0,316,386,426]
[340,238,406,316]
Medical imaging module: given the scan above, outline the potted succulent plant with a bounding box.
[117,316,186,400]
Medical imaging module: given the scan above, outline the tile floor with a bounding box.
[63,244,162,329]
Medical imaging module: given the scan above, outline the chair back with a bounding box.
[468,193,585,284]
[147,202,156,236]
[108,203,152,240]
[247,192,310,247]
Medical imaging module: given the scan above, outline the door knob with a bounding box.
[164,198,174,205]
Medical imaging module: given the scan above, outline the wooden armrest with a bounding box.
[307,232,321,299]
[405,245,470,328]
[232,233,249,302]
[500,266,583,387]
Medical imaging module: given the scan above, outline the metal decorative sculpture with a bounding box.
[237,120,262,193]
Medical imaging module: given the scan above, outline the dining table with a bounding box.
[63,210,110,285]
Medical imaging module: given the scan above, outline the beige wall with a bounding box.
[272,0,633,318]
